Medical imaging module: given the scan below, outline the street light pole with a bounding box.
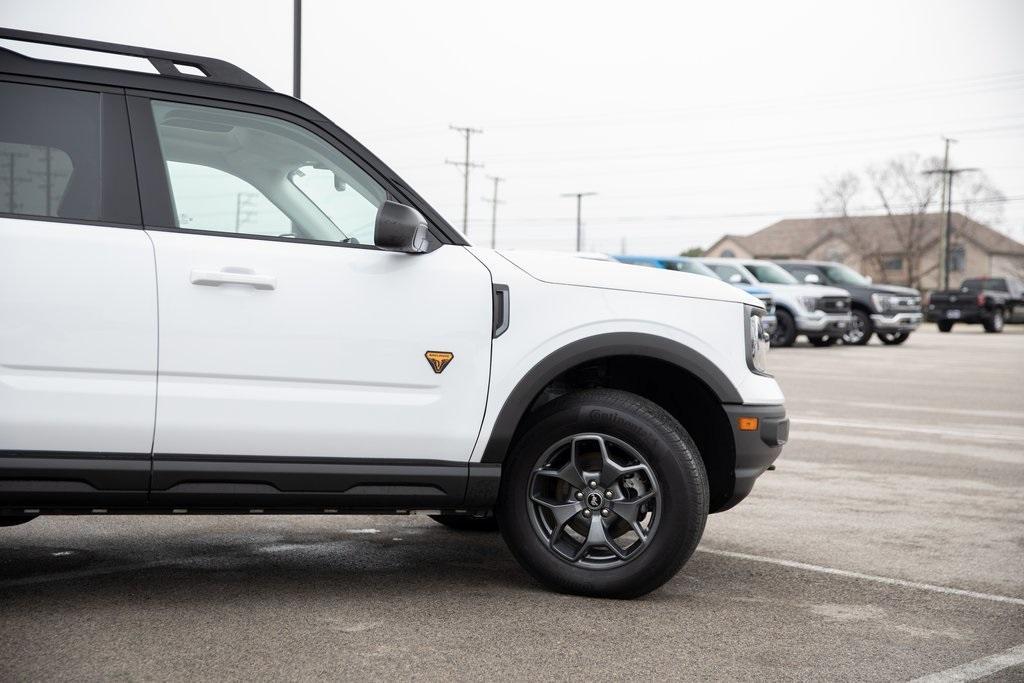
[561,192,597,251]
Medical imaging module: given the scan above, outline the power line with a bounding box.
[561,192,597,251]
[445,125,483,235]
[359,69,1024,137]
[482,175,505,248]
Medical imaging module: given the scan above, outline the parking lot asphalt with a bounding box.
[1,325,1022,682]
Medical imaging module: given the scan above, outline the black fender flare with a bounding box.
[479,332,741,463]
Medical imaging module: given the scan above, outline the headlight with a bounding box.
[797,296,819,312]
[748,308,769,374]
[871,293,896,312]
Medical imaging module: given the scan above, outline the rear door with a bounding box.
[0,80,155,506]
[128,96,493,507]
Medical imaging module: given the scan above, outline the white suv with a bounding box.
[0,29,787,598]
[701,258,853,347]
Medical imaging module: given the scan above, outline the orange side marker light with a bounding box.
[738,417,759,431]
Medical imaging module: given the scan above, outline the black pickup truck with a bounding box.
[925,277,1024,333]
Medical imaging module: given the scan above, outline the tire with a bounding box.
[878,331,910,345]
[808,336,838,347]
[843,309,873,346]
[983,309,1005,333]
[496,388,708,599]
[771,309,797,347]
[0,515,37,527]
[429,514,499,532]
[937,321,954,333]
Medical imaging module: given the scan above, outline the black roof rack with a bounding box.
[0,27,272,91]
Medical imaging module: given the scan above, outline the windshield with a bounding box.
[961,278,1007,291]
[664,260,720,278]
[822,264,871,286]
[708,263,751,284]
[744,263,798,284]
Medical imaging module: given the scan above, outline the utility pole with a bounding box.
[292,0,301,98]
[935,137,955,291]
[482,175,504,248]
[561,192,597,251]
[925,160,978,290]
[445,125,483,236]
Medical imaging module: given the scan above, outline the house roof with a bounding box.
[716,213,1024,258]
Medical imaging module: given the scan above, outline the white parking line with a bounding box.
[791,430,1024,464]
[909,643,1024,682]
[793,398,1024,421]
[697,548,1024,606]
[789,417,1023,444]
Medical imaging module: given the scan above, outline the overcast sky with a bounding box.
[4,0,1023,254]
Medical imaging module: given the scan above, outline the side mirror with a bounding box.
[803,273,821,284]
[375,201,429,253]
[729,273,743,284]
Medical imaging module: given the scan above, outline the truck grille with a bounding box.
[890,296,921,311]
[818,296,851,313]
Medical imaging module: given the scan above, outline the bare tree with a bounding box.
[865,154,943,287]
[951,170,1006,244]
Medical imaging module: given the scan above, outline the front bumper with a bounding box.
[719,404,788,511]
[871,311,922,332]
[796,311,852,335]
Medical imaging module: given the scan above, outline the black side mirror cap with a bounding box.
[374,200,430,253]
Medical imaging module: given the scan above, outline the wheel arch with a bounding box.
[480,333,742,512]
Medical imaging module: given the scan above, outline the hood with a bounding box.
[754,282,852,299]
[494,250,761,307]
[868,283,919,296]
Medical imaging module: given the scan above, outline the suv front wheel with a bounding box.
[497,388,708,599]
[843,309,873,345]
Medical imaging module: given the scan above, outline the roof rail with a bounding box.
[0,27,272,91]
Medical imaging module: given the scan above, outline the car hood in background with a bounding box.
[868,283,920,296]
[490,249,761,307]
[755,282,852,299]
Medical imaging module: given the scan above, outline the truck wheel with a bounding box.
[808,336,838,347]
[496,388,708,599]
[771,309,797,347]
[429,514,499,532]
[843,310,873,345]
[937,321,954,332]
[877,331,909,345]
[0,515,37,527]
[983,309,1005,333]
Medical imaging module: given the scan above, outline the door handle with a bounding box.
[190,267,276,290]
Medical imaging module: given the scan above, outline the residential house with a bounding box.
[704,212,1024,290]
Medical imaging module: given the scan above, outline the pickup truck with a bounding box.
[925,277,1024,333]
[776,260,922,345]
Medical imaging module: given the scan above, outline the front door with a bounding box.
[133,98,493,507]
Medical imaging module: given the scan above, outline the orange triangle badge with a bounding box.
[425,351,454,374]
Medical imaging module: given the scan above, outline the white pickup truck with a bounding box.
[0,29,787,598]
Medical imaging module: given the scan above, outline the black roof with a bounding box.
[0,27,270,90]
[0,27,327,123]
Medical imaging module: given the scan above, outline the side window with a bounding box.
[0,81,139,224]
[150,101,386,245]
